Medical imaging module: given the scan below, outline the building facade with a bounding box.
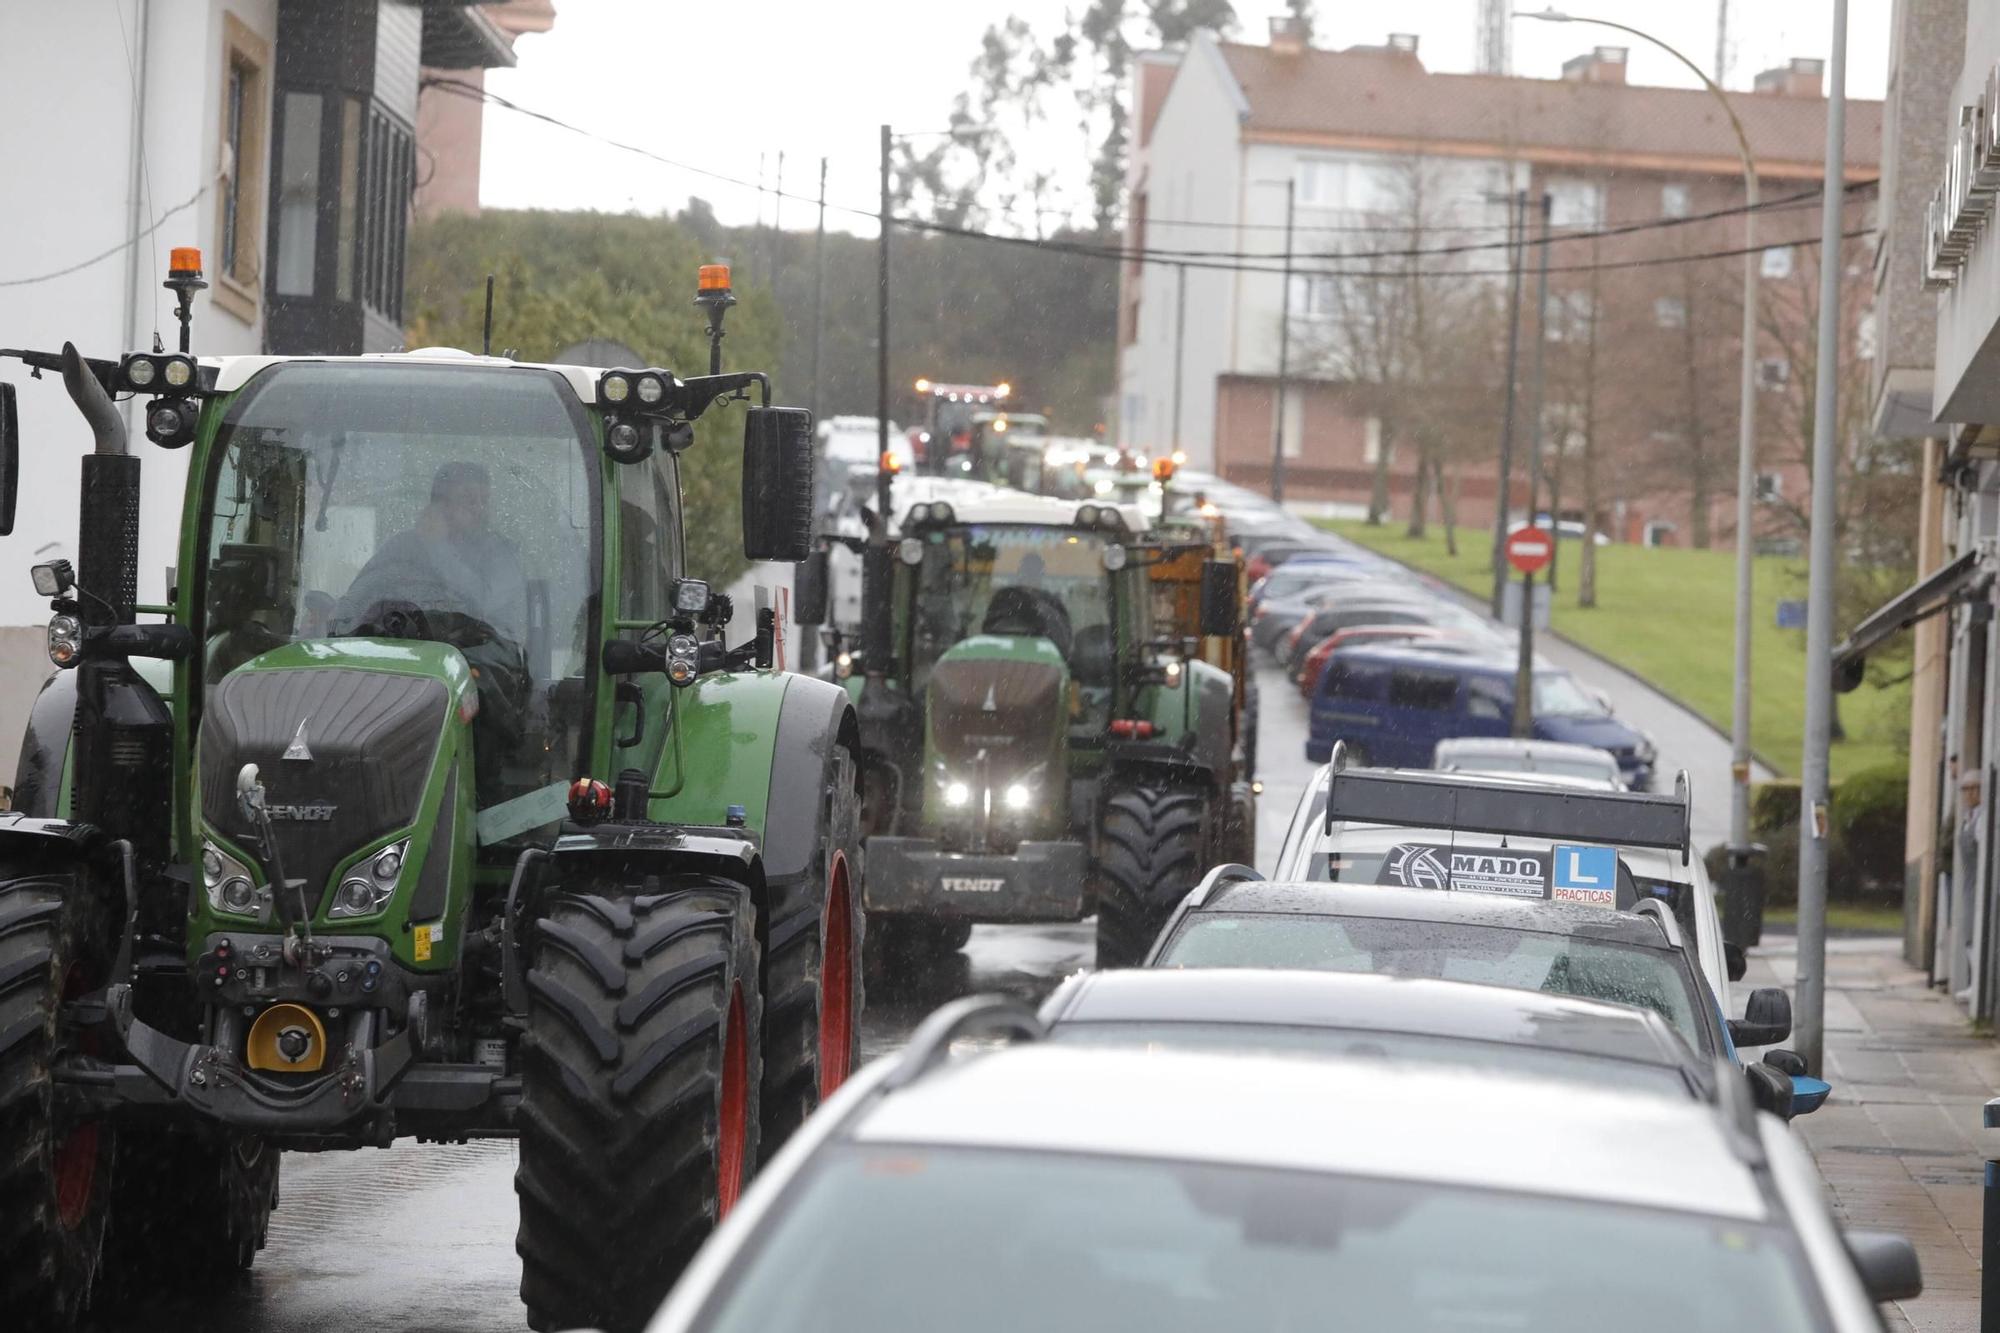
[0,0,517,777]
[1119,23,1879,545]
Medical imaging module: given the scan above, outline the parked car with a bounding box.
[1249,571,1411,653]
[647,998,1913,1333]
[1280,595,1501,673]
[1298,624,1457,696]
[1433,737,1626,788]
[1040,967,1723,1100]
[1307,644,1657,788]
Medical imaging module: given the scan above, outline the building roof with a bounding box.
[1211,38,1881,180]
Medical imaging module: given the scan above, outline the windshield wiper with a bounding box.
[313,432,345,532]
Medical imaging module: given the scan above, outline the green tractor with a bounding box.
[0,259,862,1333]
[797,475,1249,969]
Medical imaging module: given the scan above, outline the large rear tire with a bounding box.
[1094,782,1207,968]
[99,1130,278,1299]
[516,878,762,1333]
[760,743,864,1153]
[0,862,115,1329]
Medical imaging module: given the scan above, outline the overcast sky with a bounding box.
[479,0,1892,233]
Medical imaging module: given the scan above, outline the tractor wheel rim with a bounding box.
[717,982,749,1218]
[817,851,854,1097]
[54,962,99,1230]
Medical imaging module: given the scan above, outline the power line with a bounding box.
[0,177,213,289]
[427,75,1874,282]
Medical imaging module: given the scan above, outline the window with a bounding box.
[1281,387,1304,459]
[1548,177,1605,229]
[1464,675,1511,720]
[1654,297,1686,329]
[1289,273,1338,320]
[360,105,415,321]
[1757,357,1790,391]
[1660,183,1691,218]
[617,454,684,621]
[273,92,322,297]
[1387,668,1459,711]
[1857,310,1877,361]
[1546,288,1594,341]
[1296,158,1347,208]
[1363,417,1389,465]
[215,13,269,321]
[1761,245,1795,280]
[1754,471,1783,502]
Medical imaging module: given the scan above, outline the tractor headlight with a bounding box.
[666,633,700,687]
[1004,782,1032,811]
[898,537,926,566]
[202,840,268,921]
[1101,543,1128,572]
[834,651,854,680]
[943,781,971,809]
[930,502,955,525]
[671,578,711,615]
[46,614,82,667]
[331,839,409,919]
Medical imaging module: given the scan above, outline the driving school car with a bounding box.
[1272,749,1733,1007]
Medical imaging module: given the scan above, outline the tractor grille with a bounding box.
[928,657,1064,771]
[199,669,448,905]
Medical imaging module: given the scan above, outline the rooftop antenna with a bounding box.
[481,274,496,356]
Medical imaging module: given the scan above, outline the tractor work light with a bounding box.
[1077,504,1099,527]
[45,613,81,667]
[599,371,633,404]
[604,420,649,463]
[1101,543,1128,572]
[996,382,1012,399]
[145,398,198,448]
[915,378,932,393]
[671,578,711,615]
[118,353,198,395]
[898,537,926,566]
[635,372,667,405]
[666,633,700,686]
[30,559,73,599]
[124,356,155,388]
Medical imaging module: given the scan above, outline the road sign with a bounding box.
[1505,525,1554,575]
[1776,598,1808,629]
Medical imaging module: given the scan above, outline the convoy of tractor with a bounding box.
[0,249,1248,1330]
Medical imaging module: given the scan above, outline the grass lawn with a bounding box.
[1763,904,1906,934]
[1318,519,1909,782]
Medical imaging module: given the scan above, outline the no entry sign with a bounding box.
[1505,525,1554,575]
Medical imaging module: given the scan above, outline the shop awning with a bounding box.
[1831,548,1986,686]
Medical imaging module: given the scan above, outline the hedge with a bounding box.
[1830,761,1909,891]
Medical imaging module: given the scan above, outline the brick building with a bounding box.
[1118,21,1880,548]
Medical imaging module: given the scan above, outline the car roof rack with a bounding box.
[1323,741,1694,864]
[880,994,1044,1092]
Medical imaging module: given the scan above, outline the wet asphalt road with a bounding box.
[85,650,1701,1332]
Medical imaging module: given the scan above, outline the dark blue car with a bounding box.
[1306,643,1658,790]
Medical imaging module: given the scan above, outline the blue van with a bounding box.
[1306,644,1657,790]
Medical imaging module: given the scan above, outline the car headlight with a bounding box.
[1635,734,1658,763]
[331,838,411,919]
[202,840,269,921]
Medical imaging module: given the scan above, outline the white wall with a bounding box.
[1933,5,2000,423]
[1121,35,1245,469]
[0,1,276,759]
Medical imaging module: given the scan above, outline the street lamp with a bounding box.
[1516,8,1764,893]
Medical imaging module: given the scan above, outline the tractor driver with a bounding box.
[981,550,1074,658]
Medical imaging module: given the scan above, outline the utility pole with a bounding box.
[877,125,892,524]
[1490,189,1528,620]
[810,156,827,422]
[1270,179,1296,506]
[1171,262,1188,457]
[1797,0,1849,1077]
[1525,191,1553,539]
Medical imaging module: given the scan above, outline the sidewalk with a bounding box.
[1748,934,1992,1332]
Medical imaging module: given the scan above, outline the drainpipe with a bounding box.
[119,0,153,375]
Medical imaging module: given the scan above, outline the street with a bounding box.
[88,648,1746,1332]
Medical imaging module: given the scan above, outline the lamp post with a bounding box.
[1517,8,1764,888]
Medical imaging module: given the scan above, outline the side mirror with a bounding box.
[742,406,816,563]
[795,548,829,626]
[1199,559,1240,637]
[1723,940,1747,983]
[0,381,18,537]
[1741,1061,1794,1120]
[1727,986,1793,1048]
[1844,1229,1923,1303]
[1761,1049,1830,1115]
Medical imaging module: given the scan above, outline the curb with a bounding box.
[1319,528,1784,779]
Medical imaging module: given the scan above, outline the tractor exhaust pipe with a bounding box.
[60,341,127,457]
[60,343,139,624]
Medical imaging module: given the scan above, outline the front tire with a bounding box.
[516,878,762,1333]
[0,862,115,1329]
[1094,783,1207,967]
[760,743,864,1153]
[99,1131,279,1298]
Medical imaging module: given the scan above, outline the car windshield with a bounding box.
[1534,672,1607,717]
[199,362,600,810]
[1157,914,1708,1052]
[1046,1022,1690,1097]
[692,1147,1822,1333]
[903,523,1129,720]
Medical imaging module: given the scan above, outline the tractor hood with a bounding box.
[196,640,470,924]
[926,634,1068,774]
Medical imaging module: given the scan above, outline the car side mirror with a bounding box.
[1200,559,1239,637]
[1844,1229,1923,1303]
[1728,987,1793,1048]
[795,548,829,626]
[1723,940,1747,983]
[1761,1049,1830,1115]
[1741,1061,1794,1120]
[742,406,815,563]
[0,381,18,537]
